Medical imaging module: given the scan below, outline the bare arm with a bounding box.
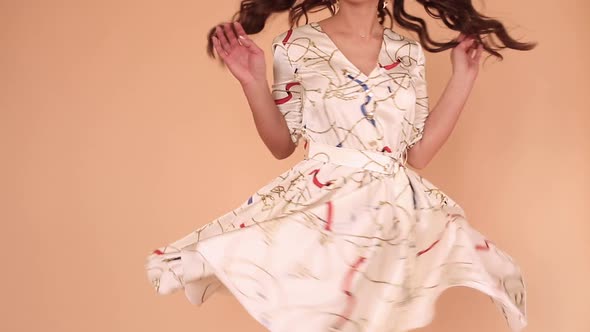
[212,22,297,160]
[407,34,484,169]
[407,74,475,169]
[241,80,296,159]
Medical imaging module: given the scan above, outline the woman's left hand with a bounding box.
[451,33,484,82]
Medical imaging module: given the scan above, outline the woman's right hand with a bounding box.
[212,21,267,86]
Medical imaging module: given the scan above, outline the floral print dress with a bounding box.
[145,21,527,332]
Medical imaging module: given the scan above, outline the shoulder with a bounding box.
[403,35,426,60]
[384,29,426,65]
[270,23,313,49]
[385,28,423,50]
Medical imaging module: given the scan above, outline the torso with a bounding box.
[270,22,426,156]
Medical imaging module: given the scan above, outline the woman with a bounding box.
[146,0,535,331]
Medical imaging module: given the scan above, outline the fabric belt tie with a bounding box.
[304,141,407,175]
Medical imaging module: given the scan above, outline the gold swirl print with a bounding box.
[145,22,527,332]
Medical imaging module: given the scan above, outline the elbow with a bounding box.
[406,145,430,170]
[408,153,430,169]
[408,160,428,170]
[273,152,290,160]
[272,141,297,160]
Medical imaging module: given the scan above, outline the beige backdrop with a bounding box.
[2,0,589,331]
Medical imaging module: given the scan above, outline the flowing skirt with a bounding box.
[145,141,527,332]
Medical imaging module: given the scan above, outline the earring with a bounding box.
[383,1,389,9]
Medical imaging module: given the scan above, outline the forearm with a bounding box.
[241,80,295,159]
[407,74,475,168]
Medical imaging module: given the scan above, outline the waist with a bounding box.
[303,141,407,175]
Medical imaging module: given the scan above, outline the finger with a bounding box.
[238,34,253,48]
[474,43,484,61]
[235,22,262,55]
[470,43,479,59]
[467,43,475,59]
[470,41,481,58]
[461,37,476,51]
[212,36,228,60]
[212,36,227,60]
[456,36,470,50]
[215,25,231,54]
[234,21,253,48]
[223,22,239,47]
[456,32,466,42]
[234,21,248,37]
[463,37,475,46]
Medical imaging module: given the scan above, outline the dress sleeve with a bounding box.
[407,41,430,149]
[271,33,304,146]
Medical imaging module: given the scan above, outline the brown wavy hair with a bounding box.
[205,0,536,62]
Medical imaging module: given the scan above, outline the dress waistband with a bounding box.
[303,141,407,175]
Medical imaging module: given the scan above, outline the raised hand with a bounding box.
[451,33,484,82]
[212,21,267,86]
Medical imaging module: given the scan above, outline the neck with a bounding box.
[333,1,382,37]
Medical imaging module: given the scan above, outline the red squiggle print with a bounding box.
[274,82,301,105]
[417,220,454,256]
[475,239,493,251]
[325,201,333,231]
[153,249,164,255]
[332,256,367,330]
[379,59,401,70]
[417,239,440,256]
[309,169,333,188]
[282,29,293,45]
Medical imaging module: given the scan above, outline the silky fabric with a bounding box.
[145,22,527,332]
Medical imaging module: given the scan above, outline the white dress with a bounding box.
[145,21,527,332]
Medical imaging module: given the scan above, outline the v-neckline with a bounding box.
[312,21,387,79]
